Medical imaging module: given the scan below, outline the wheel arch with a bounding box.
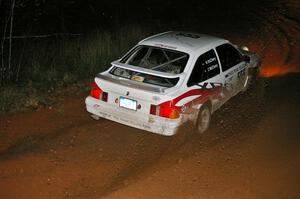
[192,99,213,125]
[198,99,212,112]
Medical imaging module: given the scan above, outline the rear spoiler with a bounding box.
[96,74,166,94]
[111,61,185,79]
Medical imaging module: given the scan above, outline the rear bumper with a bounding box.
[85,96,182,136]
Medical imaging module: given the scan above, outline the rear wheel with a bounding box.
[196,105,211,134]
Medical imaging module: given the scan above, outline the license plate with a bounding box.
[119,96,137,111]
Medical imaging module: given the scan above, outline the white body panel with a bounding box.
[86,96,181,136]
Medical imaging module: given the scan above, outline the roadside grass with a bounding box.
[0,26,152,114]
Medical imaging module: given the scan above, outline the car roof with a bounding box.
[138,31,228,54]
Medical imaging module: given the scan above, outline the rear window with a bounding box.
[120,46,189,74]
[110,67,179,88]
[109,45,188,88]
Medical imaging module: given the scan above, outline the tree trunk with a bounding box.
[8,0,15,81]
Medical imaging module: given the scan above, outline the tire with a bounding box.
[196,105,211,134]
[243,66,260,92]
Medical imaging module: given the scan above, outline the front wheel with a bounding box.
[196,105,211,134]
[243,66,260,92]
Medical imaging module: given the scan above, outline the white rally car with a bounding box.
[85,31,260,136]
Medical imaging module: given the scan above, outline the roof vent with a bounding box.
[176,32,200,39]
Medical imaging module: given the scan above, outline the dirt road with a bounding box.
[0,0,299,198]
[1,74,300,199]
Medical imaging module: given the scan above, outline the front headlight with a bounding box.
[241,46,249,51]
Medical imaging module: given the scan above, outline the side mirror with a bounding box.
[243,55,250,63]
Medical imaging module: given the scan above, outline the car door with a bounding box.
[187,49,224,111]
[216,43,247,98]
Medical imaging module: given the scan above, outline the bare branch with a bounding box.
[1,10,12,85]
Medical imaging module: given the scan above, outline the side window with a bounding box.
[216,43,242,71]
[187,49,220,87]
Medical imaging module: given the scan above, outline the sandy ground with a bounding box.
[0,0,299,198]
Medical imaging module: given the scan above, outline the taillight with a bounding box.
[160,105,180,119]
[90,81,108,102]
[91,81,102,99]
[150,102,180,119]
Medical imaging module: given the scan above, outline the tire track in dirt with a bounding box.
[0,106,180,198]
[0,120,95,161]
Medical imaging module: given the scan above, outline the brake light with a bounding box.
[91,81,102,99]
[90,81,108,101]
[160,105,180,119]
[150,102,180,119]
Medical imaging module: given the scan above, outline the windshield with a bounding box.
[120,45,189,74]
